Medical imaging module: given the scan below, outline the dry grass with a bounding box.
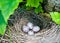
[0,8,60,43]
[0,18,60,43]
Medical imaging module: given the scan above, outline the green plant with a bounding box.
[18,0,43,13]
[26,0,43,13]
[0,0,23,35]
[34,5,43,14]
[50,12,60,24]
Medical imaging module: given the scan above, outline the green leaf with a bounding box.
[40,0,43,3]
[0,0,23,35]
[35,4,43,14]
[26,0,40,8]
[0,11,7,35]
[50,12,60,24]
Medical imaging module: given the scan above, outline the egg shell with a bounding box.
[23,25,29,32]
[28,31,34,36]
[27,22,33,29]
[33,26,40,32]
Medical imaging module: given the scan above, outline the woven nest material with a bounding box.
[0,8,60,43]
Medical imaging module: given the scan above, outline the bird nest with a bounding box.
[0,7,60,43]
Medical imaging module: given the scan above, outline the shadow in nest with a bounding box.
[8,7,51,30]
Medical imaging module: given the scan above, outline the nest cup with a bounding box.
[1,7,60,43]
[8,7,48,31]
